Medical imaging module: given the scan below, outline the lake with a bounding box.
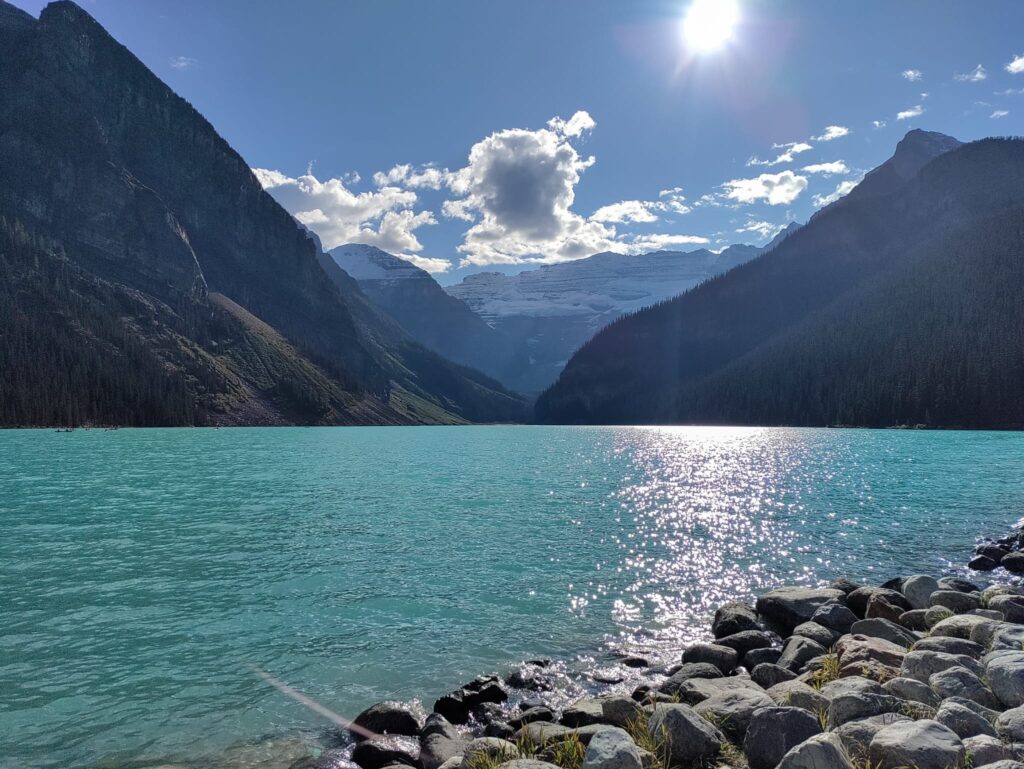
[2,426,1022,769]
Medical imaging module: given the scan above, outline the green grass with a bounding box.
[624,713,670,769]
[810,651,841,690]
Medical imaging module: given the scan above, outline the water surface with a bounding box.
[1,426,1021,768]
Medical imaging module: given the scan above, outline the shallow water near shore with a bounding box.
[2,425,1023,769]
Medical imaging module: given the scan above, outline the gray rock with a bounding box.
[997,706,1024,742]
[682,643,738,674]
[962,734,1014,765]
[828,692,905,729]
[499,762,562,769]
[743,706,822,769]
[692,688,773,741]
[776,733,854,769]
[778,636,828,673]
[970,555,998,571]
[420,715,467,769]
[991,595,1024,623]
[600,697,643,729]
[931,613,997,639]
[353,702,423,741]
[820,676,884,700]
[866,594,905,623]
[925,605,956,628]
[484,722,515,740]
[930,590,982,614]
[351,736,421,769]
[756,587,846,632]
[792,621,839,648]
[868,719,965,769]
[940,577,982,593]
[657,663,722,696]
[901,650,981,683]
[975,761,1024,769]
[929,666,1001,709]
[766,680,829,715]
[513,723,571,745]
[833,713,910,760]
[463,738,520,765]
[847,587,911,618]
[983,585,1024,603]
[582,727,642,769]
[674,675,763,706]
[913,636,984,658]
[751,663,796,689]
[830,578,861,595]
[743,647,783,669]
[713,602,760,638]
[836,634,906,672]
[987,650,1024,708]
[715,629,774,657]
[508,708,555,729]
[811,603,858,634]
[647,704,723,766]
[903,575,941,610]
[899,609,930,631]
[934,699,997,739]
[851,618,917,648]
[562,699,606,728]
[989,624,1024,651]
[882,676,940,707]
[944,695,1000,723]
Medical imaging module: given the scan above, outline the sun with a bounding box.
[683,0,740,53]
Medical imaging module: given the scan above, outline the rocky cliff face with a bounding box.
[0,1,524,426]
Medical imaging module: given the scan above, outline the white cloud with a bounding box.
[955,64,987,82]
[590,200,660,224]
[372,163,449,190]
[170,56,197,70]
[812,125,850,142]
[902,69,923,82]
[996,88,1024,95]
[991,109,1010,119]
[658,186,684,197]
[547,111,597,137]
[747,141,813,167]
[624,233,710,252]
[813,179,858,208]
[722,170,808,205]
[736,220,787,240]
[897,104,925,120]
[254,168,436,253]
[873,120,887,129]
[802,161,849,175]
[402,255,451,274]
[1007,55,1024,75]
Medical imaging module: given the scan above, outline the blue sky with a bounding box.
[13,0,1024,284]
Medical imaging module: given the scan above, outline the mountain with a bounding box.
[445,237,793,393]
[328,244,525,386]
[536,131,1024,428]
[0,1,525,427]
[843,129,963,203]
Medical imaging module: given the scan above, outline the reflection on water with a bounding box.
[1,426,1021,769]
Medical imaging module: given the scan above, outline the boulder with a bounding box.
[902,575,941,610]
[913,636,984,658]
[776,733,854,769]
[850,618,917,648]
[681,643,738,674]
[929,666,1001,709]
[513,723,571,745]
[944,695,1000,723]
[742,647,782,669]
[970,555,998,571]
[827,692,905,729]
[600,697,643,729]
[977,761,1024,769]
[581,727,642,769]
[931,613,998,639]
[562,699,606,728]
[500,763,561,769]
[934,699,998,739]
[715,629,773,657]
[847,587,910,618]
[352,702,423,741]
[792,621,839,648]
[839,659,900,683]
[778,636,827,673]
[657,662,722,695]
[811,603,858,635]
[647,704,723,766]
[867,719,965,769]
[674,675,763,706]
[509,708,555,729]
[997,706,1024,742]
[820,676,884,700]
[987,651,1024,709]
[751,663,796,689]
[939,577,982,594]
[829,578,861,595]
[990,595,1024,623]
[977,543,1010,563]
[833,713,910,759]
[766,680,829,715]
[756,587,846,632]
[901,650,981,683]
[929,590,982,614]
[836,634,906,670]
[713,602,760,638]
[484,723,515,740]
[692,688,773,741]
[742,706,822,769]
[866,595,905,623]
[420,715,466,769]
[882,676,940,707]
[506,667,553,692]
[962,734,1015,766]
[983,585,1024,603]
[989,624,1024,651]
[435,679,508,725]
[899,609,930,631]
[463,739,520,765]
[351,736,420,769]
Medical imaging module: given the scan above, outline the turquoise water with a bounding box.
[2,426,1022,769]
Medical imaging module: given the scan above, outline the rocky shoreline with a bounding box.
[285,570,1024,769]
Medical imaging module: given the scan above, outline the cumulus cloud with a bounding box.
[812,125,850,142]
[254,167,436,254]
[747,141,813,167]
[659,186,683,197]
[372,163,449,190]
[955,64,987,82]
[991,109,1010,119]
[722,170,808,205]
[736,220,788,240]
[897,104,925,120]
[590,200,661,224]
[624,233,710,252]
[170,56,197,70]
[902,69,923,81]
[802,161,849,175]
[1006,55,1024,75]
[873,120,887,129]
[402,255,452,273]
[813,179,858,208]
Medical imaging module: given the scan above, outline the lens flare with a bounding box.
[683,0,740,53]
